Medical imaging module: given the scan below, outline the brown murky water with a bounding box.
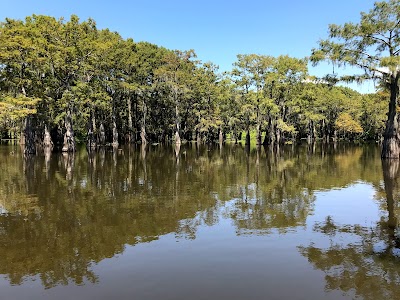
[0,143,399,300]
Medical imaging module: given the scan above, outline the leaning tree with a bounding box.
[311,0,400,158]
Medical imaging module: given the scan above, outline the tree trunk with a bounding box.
[268,117,276,145]
[321,119,326,141]
[196,129,201,144]
[43,125,53,149]
[219,127,223,145]
[87,113,96,150]
[175,142,181,161]
[175,104,181,145]
[19,125,26,145]
[112,116,118,148]
[23,116,36,155]
[313,121,317,140]
[111,94,119,148]
[275,127,281,145]
[307,120,312,144]
[245,128,250,145]
[34,127,42,150]
[99,123,106,146]
[175,130,181,145]
[141,95,147,145]
[127,96,133,143]
[256,100,261,145]
[262,131,268,145]
[234,128,238,144]
[382,77,400,159]
[140,125,147,145]
[256,123,262,145]
[62,110,75,152]
[20,124,26,145]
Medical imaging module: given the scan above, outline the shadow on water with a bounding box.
[0,142,390,296]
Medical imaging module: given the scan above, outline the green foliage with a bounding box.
[0,12,389,146]
[360,91,387,140]
[335,113,363,135]
[0,95,38,119]
[311,0,400,155]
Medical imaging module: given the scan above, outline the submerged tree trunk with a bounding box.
[175,142,181,164]
[268,117,276,145]
[256,123,262,145]
[140,125,147,145]
[275,127,281,145]
[196,129,201,144]
[20,126,25,145]
[320,119,326,142]
[256,100,262,145]
[127,96,134,143]
[87,113,97,150]
[141,95,147,145]
[62,110,76,152]
[262,131,269,145]
[219,127,223,145]
[43,125,53,149]
[175,130,181,145]
[34,128,42,151]
[99,123,106,146]
[382,77,400,159]
[175,103,181,145]
[62,152,74,181]
[245,128,250,146]
[307,120,315,144]
[111,95,119,148]
[233,128,238,144]
[333,128,337,143]
[23,116,36,155]
[112,115,118,148]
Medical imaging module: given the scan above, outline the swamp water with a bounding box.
[0,143,399,300]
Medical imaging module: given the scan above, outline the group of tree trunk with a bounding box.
[0,4,398,157]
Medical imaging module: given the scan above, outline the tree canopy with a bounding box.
[0,12,391,154]
[311,0,400,158]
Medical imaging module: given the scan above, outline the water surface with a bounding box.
[0,143,399,300]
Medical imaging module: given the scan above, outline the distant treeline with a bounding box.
[0,15,387,153]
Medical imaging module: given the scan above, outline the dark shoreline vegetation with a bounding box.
[0,1,398,158]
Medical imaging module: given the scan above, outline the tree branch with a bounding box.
[390,19,400,34]
[351,60,388,77]
[365,34,391,51]
[342,47,382,66]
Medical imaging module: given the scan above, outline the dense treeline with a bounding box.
[0,15,388,154]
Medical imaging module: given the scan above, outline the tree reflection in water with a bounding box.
[0,143,385,290]
[298,159,400,300]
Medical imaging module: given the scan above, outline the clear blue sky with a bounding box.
[0,0,378,93]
